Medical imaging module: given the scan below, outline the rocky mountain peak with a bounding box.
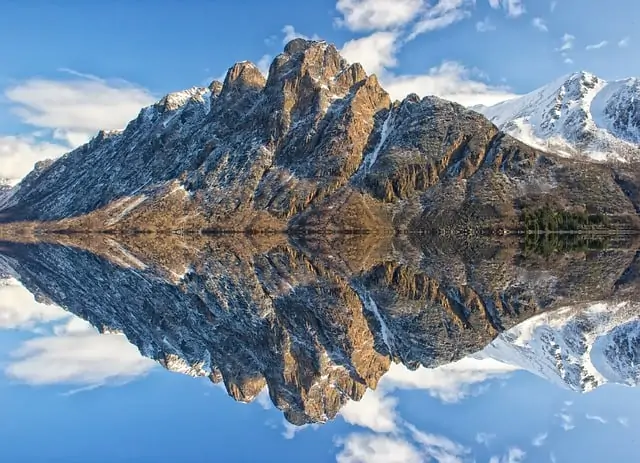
[156,86,210,112]
[221,61,266,97]
[266,39,352,91]
[208,80,223,96]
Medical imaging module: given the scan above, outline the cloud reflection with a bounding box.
[0,278,155,387]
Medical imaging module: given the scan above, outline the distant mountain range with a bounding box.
[475,71,640,162]
[1,40,639,233]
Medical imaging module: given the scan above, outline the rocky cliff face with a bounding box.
[476,71,640,162]
[2,42,638,231]
[2,234,639,424]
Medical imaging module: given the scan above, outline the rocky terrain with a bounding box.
[1,41,638,233]
[1,234,639,424]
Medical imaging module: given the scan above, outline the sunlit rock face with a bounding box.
[1,40,638,233]
[2,234,639,425]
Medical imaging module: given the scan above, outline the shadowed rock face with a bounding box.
[1,39,638,232]
[1,234,639,425]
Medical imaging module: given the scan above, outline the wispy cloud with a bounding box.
[488,0,526,18]
[281,25,320,44]
[489,447,526,463]
[335,0,424,31]
[556,33,575,51]
[556,413,575,431]
[476,17,497,32]
[476,432,496,447]
[586,414,607,424]
[532,432,548,447]
[532,17,548,32]
[256,54,272,76]
[586,40,608,50]
[408,0,474,40]
[618,37,630,48]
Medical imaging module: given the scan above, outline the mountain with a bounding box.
[1,42,638,232]
[476,71,640,162]
[480,301,640,391]
[1,234,639,424]
[0,179,12,209]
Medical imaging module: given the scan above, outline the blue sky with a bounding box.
[0,0,637,181]
[1,278,639,462]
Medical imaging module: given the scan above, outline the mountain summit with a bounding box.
[1,41,639,232]
[476,71,640,162]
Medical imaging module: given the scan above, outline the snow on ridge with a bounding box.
[475,301,640,392]
[476,71,640,162]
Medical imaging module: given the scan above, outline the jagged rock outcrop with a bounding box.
[1,42,638,232]
[1,234,639,424]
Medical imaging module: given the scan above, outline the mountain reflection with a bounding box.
[1,233,638,426]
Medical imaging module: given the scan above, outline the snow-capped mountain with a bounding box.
[479,301,640,392]
[0,179,14,210]
[476,71,640,162]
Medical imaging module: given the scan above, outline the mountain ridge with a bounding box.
[476,71,640,162]
[1,40,639,233]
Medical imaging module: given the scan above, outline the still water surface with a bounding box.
[0,235,638,462]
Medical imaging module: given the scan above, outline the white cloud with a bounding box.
[380,358,518,402]
[488,0,526,17]
[5,74,155,144]
[282,25,320,44]
[489,447,526,463]
[1,72,155,182]
[0,135,68,183]
[476,432,496,446]
[340,388,398,433]
[382,62,519,107]
[6,316,156,387]
[408,0,473,40]
[341,31,399,75]
[335,0,424,31]
[618,417,630,427]
[585,414,607,424]
[340,30,518,107]
[532,17,548,32]
[282,420,318,439]
[256,54,272,76]
[556,33,575,51]
[618,37,630,48]
[585,40,608,51]
[476,17,496,32]
[556,413,575,431]
[563,57,574,65]
[408,424,472,462]
[336,434,423,463]
[550,1,558,12]
[532,432,548,446]
[255,386,272,409]
[0,278,68,329]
